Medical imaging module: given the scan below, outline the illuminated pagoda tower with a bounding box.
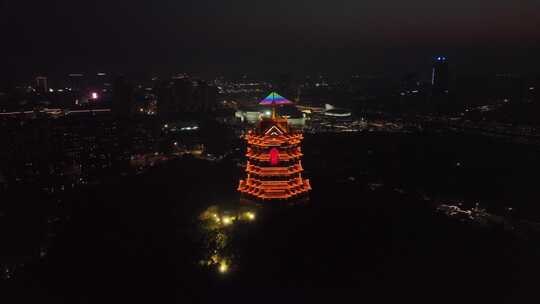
[238,92,311,202]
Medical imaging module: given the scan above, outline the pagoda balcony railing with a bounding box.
[246,134,303,140]
[246,151,303,162]
[238,178,311,200]
[246,139,302,148]
[246,134,303,141]
[242,177,308,190]
[239,179,311,192]
[246,132,303,139]
[245,134,303,147]
[246,163,304,176]
[237,187,310,199]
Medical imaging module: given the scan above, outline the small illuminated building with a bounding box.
[238,92,311,201]
[323,104,352,117]
[235,100,306,128]
[324,108,352,117]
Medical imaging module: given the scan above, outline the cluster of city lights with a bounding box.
[202,252,231,274]
[162,124,199,132]
[139,107,156,115]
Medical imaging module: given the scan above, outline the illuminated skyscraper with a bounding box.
[238,92,311,202]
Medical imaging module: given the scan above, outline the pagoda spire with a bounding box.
[261,92,291,120]
[260,92,292,105]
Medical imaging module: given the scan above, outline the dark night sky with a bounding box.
[2,0,540,79]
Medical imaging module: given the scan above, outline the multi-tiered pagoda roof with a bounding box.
[238,93,311,201]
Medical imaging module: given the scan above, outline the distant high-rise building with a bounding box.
[68,74,85,92]
[156,80,174,119]
[112,76,133,119]
[157,76,217,118]
[156,77,193,118]
[35,76,48,93]
[90,73,110,92]
[402,73,420,91]
[194,80,217,112]
[432,56,449,95]
[172,77,193,113]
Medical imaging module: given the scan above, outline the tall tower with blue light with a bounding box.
[432,56,449,95]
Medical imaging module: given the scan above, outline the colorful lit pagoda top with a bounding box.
[259,92,293,105]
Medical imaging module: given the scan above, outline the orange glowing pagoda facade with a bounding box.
[238,92,311,202]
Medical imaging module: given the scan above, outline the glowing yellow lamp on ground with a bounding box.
[219,261,229,273]
[222,216,233,226]
[245,212,255,221]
